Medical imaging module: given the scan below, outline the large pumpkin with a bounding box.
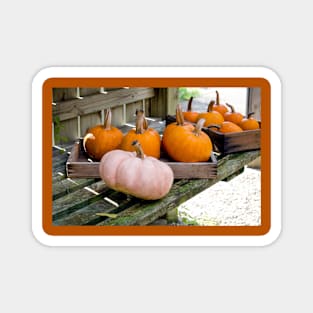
[197,100,224,127]
[120,109,161,158]
[212,90,229,115]
[99,141,174,200]
[162,104,213,162]
[83,108,123,161]
[182,96,199,123]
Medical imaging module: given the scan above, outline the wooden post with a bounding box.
[150,88,179,118]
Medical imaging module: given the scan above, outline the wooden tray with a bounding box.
[166,115,261,155]
[66,139,217,179]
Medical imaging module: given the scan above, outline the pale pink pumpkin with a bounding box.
[99,141,174,200]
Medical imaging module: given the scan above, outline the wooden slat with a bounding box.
[53,177,99,200]
[53,192,136,226]
[53,88,155,121]
[97,150,260,225]
[52,181,110,221]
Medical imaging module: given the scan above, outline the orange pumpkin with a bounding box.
[197,100,224,127]
[239,112,260,130]
[212,90,229,115]
[120,110,161,158]
[182,97,199,123]
[83,108,123,161]
[162,104,213,162]
[99,141,174,200]
[218,121,243,133]
[224,103,244,125]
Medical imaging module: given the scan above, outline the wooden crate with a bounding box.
[203,126,261,155]
[66,139,217,179]
[166,115,261,155]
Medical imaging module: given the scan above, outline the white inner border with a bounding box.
[32,66,282,247]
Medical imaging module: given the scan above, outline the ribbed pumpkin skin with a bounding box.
[224,112,244,125]
[219,121,243,133]
[83,109,123,161]
[183,111,199,123]
[120,128,161,158]
[223,103,244,125]
[162,122,212,162]
[99,149,174,200]
[239,117,260,130]
[197,111,224,127]
[84,126,123,160]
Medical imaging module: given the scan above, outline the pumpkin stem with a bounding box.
[176,104,185,125]
[104,108,112,129]
[135,113,146,134]
[194,118,206,136]
[206,124,221,130]
[247,112,255,119]
[207,100,215,112]
[83,133,95,152]
[216,90,220,106]
[136,109,148,130]
[132,140,145,159]
[187,96,193,111]
[225,103,235,113]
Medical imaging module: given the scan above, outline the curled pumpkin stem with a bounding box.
[83,133,95,152]
[247,112,255,118]
[132,140,145,159]
[225,103,235,113]
[206,124,221,130]
[194,118,206,136]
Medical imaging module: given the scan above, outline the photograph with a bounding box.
[51,85,263,230]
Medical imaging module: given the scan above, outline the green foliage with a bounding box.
[178,87,201,101]
[53,116,68,146]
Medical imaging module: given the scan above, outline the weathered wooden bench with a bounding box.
[52,119,260,226]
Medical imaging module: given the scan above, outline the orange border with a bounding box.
[43,78,270,236]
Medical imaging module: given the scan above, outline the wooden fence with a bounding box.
[52,87,178,145]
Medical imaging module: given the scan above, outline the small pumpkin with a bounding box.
[120,109,161,158]
[239,112,260,130]
[99,140,174,200]
[212,90,229,115]
[218,121,243,133]
[182,97,199,123]
[224,103,244,125]
[162,104,213,162]
[83,108,123,161]
[197,100,224,127]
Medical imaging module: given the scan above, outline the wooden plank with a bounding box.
[97,150,260,225]
[79,88,101,97]
[53,177,98,200]
[52,180,110,221]
[53,192,137,226]
[53,88,155,121]
[53,88,77,102]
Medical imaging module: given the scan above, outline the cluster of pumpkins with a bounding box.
[82,91,259,200]
[83,108,173,200]
[182,90,260,133]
